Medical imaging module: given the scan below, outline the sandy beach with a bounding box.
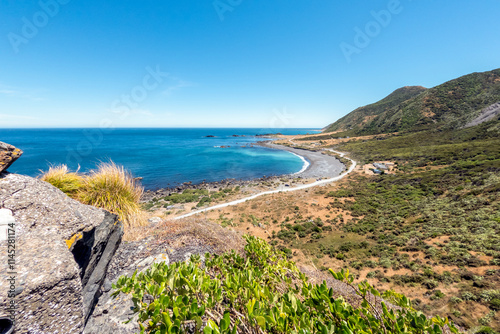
[257,142,346,179]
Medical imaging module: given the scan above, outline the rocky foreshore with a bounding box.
[142,174,300,202]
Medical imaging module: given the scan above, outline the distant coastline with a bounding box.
[2,128,319,189]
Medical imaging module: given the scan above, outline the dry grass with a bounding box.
[40,162,146,229]
[78,162,146,228]
[40,165,84,197]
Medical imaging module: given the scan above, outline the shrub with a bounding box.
[489,298,500,311]
[78,162,145,228]
[474,326,497,334]
[339,242,352,252]
[196,196,212,207]
[40,165,84,197]
[422,279,439,290]
[461,291,477,301]
[449,296,463,304]
[113,235,459,334]
[366,271,376,278]
[430,290,445,300]
[479,290,500,302]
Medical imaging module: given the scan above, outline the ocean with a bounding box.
[0,128,319,189]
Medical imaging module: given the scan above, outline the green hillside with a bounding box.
[324,68,500,134]
[323,86,427,133]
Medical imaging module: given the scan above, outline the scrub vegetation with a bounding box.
[113,235,458,333]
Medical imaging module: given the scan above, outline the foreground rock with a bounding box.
[0,173,123,333]
[0,142,23,173]
[84,219,244,333]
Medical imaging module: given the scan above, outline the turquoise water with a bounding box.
[0,128,319,189]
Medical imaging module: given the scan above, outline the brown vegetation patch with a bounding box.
[362,115,377,125]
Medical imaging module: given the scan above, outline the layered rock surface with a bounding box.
[0,142,23,173]
[84,219,244,333]
[0,172,123,333]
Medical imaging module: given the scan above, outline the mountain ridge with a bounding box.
[324,68,500,134]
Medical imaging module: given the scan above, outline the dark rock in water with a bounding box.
[0,142,23,173]
[255,133,282,137]
[0,173,123,333]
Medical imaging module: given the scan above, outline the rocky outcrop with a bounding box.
[0,142,23,173]
[84,219,244,333]
[84,241,171,334]
[464,101,500,128]
[0,172,123,333]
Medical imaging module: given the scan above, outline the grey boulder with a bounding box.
[0,173,123,333]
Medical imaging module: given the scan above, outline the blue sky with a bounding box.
[1,0,499,128]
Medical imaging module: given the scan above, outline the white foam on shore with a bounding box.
[174,149,356,220]
[256,142,310,175]
[290,152,310,175]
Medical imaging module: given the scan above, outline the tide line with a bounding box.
[290,152,310,175]
[174,149,356,220]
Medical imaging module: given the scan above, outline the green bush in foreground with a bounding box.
[112,235,458,333]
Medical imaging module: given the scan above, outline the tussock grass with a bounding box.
[78,162,145,228]
[40,165,84,197]
[40,162,145,229]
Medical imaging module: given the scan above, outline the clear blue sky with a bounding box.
[1,0,499,128]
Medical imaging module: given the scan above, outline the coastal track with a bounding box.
[174,147,356,220]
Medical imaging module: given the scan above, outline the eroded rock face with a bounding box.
[464,101,500,128]
[84,219,244,334]
[0,142,22,173]
[83,241,211,334]
[0,173,123,333]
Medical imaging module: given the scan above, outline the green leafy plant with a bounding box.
[112,236,458,333]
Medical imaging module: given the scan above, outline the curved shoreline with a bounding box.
[144,140,341,197]
[174,147,356,220]
[142,141,346,202]
[256,142,345,179]
[290,151,310,175]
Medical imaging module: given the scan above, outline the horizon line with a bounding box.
[0,127,323,130]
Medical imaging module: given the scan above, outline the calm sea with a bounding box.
[0,128,319,189]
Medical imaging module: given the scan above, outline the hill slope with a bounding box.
[323,86,427,133]
[324,68,500,134]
